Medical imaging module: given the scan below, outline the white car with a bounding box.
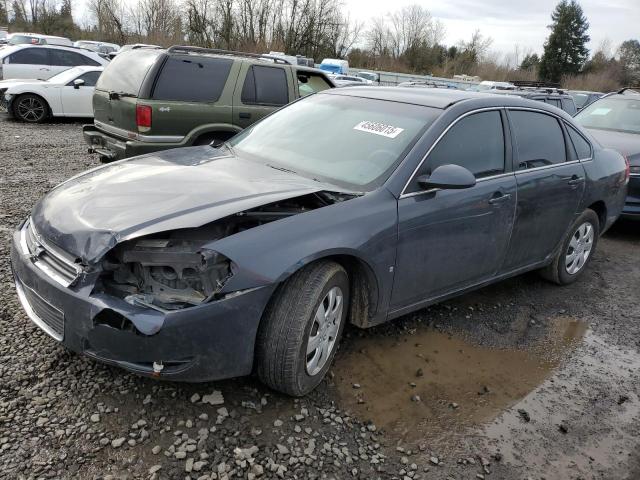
[0,44,107,81]
[74,40,121,55]
[7,33,73,47]
[0,66,103,122]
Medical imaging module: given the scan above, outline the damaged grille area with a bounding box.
[95,192,354,310]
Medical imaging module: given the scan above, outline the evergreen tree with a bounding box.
[520,53,540,71]
[539,0,590,82]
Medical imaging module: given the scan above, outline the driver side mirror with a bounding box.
[416,164,476,190]
[73,78,85,89]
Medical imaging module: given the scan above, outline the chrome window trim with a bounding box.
[399,107,504,199]
[399,105,589,199]
[630,173,640,178]
[95,120,184,143]
[14,278,64,342]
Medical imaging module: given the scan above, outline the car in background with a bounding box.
[330,74,371,87]
[319,58,349,75]
[7,33,73,47]
[575,88,640,219]
[569,90,604,111]
[0,44,107,80]
[356,71,380,83]
[471,80,515,92]
[12,88,627,395]
[493,88,577,115]
[83,46,334,161]
[74,40,121,56]
[0,66,102,122]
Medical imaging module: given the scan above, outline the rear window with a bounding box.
[152,55,232,102]
[96,49,161,96]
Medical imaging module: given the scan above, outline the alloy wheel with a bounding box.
[306,286,343,376]
[17,97,46,122]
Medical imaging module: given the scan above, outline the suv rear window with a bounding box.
[242,65,289,105]
[96,49,161,96]
[152,55,232,102]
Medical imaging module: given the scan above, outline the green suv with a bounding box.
[83,46,335,161]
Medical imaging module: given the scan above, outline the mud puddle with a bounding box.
[333,317,587,446]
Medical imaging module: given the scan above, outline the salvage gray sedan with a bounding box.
[11,88,629,395]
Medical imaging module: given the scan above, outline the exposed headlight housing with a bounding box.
[97,236,232,310]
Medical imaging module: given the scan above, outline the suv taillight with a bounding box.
[136,104,152,132]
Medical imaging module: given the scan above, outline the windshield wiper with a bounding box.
[108,91,137,100]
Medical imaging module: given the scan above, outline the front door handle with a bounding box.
[488,193,511,205]
[566,176,584,186]
[239,112,251,119]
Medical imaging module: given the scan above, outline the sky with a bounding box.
[344,0,640,58]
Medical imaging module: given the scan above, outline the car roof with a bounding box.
[321,86,576,114]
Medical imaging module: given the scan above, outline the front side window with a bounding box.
[241,65,289,105]
[414,110,505,186]
[575,97,640,134]
[510,110,566,169]
[297,72,332,96]
[228,93,440,190]
[8,48,49,65]
[152,56,232,102]
[68,71,101,87]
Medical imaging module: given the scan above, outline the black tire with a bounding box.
[256,261,349,396]
[12,94,49,123]
[539,209,600,285]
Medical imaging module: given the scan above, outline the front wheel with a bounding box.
[540,209,600,285]
[256,261,349,396]
[12,94,49,123]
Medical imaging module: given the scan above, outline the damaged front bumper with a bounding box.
[10,226,275,382]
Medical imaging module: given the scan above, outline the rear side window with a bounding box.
[566,125,592,159]
[242,66,289,105]
[152,56,232,102]
[96,49,160,96]
[510,110,566,169]
[423,110,505,179]
[50,49,100,67]
[7,48,49,65]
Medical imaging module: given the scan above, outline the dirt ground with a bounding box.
[1,116,639,480]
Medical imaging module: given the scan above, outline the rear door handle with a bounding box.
[239,112,251,119]
[488,193,511,205]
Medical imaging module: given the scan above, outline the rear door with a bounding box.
[233,63,294,129]
[49,49,100,77]
[391,109,517,310]
[2,47,52,79]
[500,109,586,272]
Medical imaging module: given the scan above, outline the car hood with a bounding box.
[31,146,335,264]
[0,78,45,90]
[586,128,640,165]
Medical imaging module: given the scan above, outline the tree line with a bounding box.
[1,0,638,89]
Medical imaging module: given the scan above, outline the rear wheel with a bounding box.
[540,209,600,285]
[256,261,349,396]
[12,94,49,123]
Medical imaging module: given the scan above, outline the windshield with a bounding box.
[575,96,640,134]
[47,67,86,84]
[228,93,440,190]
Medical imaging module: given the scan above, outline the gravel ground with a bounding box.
[1,116,639,480]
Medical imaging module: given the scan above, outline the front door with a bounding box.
[59,71,101,116]
[500,109,586,272]
[391,109,516,312]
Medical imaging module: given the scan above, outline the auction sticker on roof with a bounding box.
[354,121,404,138]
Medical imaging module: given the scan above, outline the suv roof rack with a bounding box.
[167,45,292,65]
[617,87,640,95]
[510,80,562,89]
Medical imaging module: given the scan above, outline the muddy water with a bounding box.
[334,317,587,446]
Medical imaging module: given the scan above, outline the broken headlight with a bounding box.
[99,237,232,310]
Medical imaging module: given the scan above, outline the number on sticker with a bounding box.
[354,121,404,138]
